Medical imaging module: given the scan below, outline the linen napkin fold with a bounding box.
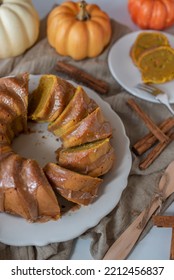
[0,14,174,260]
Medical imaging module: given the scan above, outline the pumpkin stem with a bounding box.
[77,0,90,21]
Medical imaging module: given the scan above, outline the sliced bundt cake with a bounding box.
[44,163,103,206]
[0,73,115,223]
[48,86,98,136]
[60,107,112,148]
[29,74,76,122]
[57,138,115,177]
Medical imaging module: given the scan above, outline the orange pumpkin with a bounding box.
[47,0,112,60]
[128,0,174,30]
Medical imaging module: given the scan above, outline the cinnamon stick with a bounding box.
[127,99,170,143]
[139,131,174,170]
[153,216,174,227]
[56,61,109,95]
[133,118,174,155]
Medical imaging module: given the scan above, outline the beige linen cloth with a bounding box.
[0,15,174,260]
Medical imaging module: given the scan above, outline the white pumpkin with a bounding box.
[0,0,40,58]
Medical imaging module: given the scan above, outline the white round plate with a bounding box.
[108,31,174,104]
[0,75,132,246]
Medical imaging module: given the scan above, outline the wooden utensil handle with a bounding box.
[103,198,160,260]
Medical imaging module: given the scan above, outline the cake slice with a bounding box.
[60,107,112,148]
[19,159,61,222]
[48,86,98,136]
[0,153,30,218]
[138,45,174,83]
[0,104,25,143]
[0,73,29,133]
[2,72,29,109]
[130,32,170,66]
[29,74,76,122]
[57,138,115,177]
[0,120,13,145]
[44,163,103,206]
[0,143,12,158]
[0,153,61,222]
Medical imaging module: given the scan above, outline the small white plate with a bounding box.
[108,31,174,104]
[0,75,132,246]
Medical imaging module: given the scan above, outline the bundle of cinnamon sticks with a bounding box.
[127,99,174,170]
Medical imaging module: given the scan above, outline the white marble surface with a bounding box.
[32,0,174,260]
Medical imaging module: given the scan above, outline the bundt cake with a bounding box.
[57,138,115,177]
[48,85,98,136]
[28,74,76,122]
[0,73,115,223]
[130,32,170,66]
[138,45,174,83]
[44,163,103,206]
